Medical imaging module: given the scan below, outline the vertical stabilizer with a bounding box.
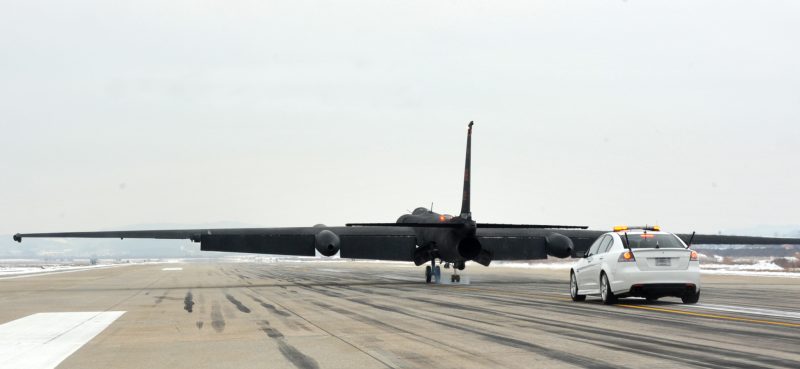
[460,121,474,218]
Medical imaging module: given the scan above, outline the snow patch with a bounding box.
[701,260,784,271]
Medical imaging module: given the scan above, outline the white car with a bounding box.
[569,226,700,304]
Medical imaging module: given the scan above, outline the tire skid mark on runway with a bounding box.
[618,304,800,328]
[243,285,395,369]
[306,299,502,368]
[210,301,226,332]
[687,303,800,320]
[337,283,799,368]
[256,320,320,369]
[448,290,800,338]
[224,293,252,313]
[237,264,800,367]
[425,286,800,350]
[246,293,291,317]
[376,291,740,368]
[293,284,617,369]
[183,291,194,313]
[153,290,170,305]
[411,297,794,369]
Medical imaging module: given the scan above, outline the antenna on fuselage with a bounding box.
[460,121,474,219]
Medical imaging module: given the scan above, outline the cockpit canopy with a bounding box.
[412,207,430,215]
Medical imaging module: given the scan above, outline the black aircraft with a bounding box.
[13,122,800,283]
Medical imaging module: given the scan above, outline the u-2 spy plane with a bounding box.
[14,122,800,283]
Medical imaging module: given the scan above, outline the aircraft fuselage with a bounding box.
[398,209,480,267]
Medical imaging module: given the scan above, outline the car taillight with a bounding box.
[618,251,635,262]
[690,250,699,261]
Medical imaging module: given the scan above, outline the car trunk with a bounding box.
[632,248,691,271]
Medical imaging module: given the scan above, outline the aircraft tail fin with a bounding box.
[460,121,473,219]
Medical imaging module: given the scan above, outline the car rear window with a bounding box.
[621,233,685,249]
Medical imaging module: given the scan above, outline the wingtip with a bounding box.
[13,234,21,242]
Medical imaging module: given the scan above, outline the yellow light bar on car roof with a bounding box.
[613,225,661,232]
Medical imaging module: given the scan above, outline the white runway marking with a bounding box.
[0,311,125,369]
[161,267,183,271]
[0,264,128,280]
[686,304,800,320]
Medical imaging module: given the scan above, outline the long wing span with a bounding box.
[346,223,464,228]
[676,233,800,246]
[477,223,588,229]
[475,228,800,261]
[14,227,419,262]
[13,228,800,264]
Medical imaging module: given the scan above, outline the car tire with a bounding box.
[570,272,586,302]
[682,291,700,304]
[600,273,617,305]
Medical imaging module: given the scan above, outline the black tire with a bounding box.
[425,266,432,283]
[682,291,700,304]
[600,273,617,305]
[570,272,586,302]
[455,275,461,282]
[434,266,441,282]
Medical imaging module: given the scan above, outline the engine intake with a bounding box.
[545,232,573,258]
[457,237,482,260]
[315,230,340,257]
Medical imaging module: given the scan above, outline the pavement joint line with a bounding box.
[244,283,395,369]
[617,304,800,328]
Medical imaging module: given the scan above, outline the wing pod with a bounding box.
[315,230,341,257]
[545,232,574,258]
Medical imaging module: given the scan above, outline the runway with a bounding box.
[0,261,798,369]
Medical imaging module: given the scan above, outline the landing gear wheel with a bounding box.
[600,273,617,305]
[682,291,700,304]
[570,272,586,302]
[455,275,461,282]
[451,275,461,283]
[425,266,432,284]
[433,266,441,283]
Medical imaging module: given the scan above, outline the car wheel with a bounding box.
[600,273,617,305]
[682,291,700,304]
[570,272,586,302]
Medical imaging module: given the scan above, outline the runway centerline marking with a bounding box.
[0,311,125,369]
[618,304,800,328]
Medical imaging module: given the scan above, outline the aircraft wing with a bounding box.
[476,228,800,261]
[476,228,606,260]
[675,233,800,246]
[13,227,419,262]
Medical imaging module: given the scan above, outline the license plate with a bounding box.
[655,258,671,267]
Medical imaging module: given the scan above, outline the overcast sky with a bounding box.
[1,1,798,236]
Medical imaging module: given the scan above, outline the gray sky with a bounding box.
[1,0,798,236]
